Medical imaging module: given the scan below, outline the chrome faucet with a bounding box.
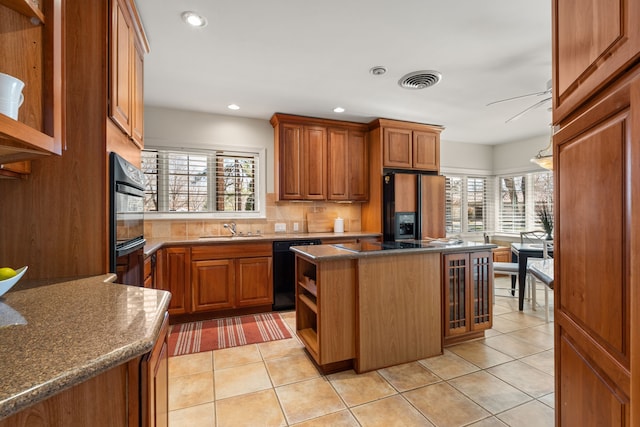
[223,222,237,236]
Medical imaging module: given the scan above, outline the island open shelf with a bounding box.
[295,255,356,372]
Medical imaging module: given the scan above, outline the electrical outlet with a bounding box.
[275,223,286,232]
[293,222,299,232]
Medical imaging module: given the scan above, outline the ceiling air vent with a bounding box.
[398,70,442,90]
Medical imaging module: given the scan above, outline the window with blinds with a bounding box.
[141,148,259,213]
[498,171,553,233]
[499,176,526,232]
[445,175,491,233]
[530,171,554,231]
[445,176,463,233]
[467,177,487,231]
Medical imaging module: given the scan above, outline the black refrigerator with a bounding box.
[383,171,446,241]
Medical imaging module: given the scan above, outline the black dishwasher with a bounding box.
[272,239,322,310]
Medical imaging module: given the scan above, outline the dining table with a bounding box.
[511,242,554,310]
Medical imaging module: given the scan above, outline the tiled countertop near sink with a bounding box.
[143,231,382,257]
[0,276,171,419]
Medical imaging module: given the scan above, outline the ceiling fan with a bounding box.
[487,79,552,123]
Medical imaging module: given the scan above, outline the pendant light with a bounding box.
[530,130,554,170]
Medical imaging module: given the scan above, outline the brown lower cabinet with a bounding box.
[191,256,272,311]
[0,312,169,427]
[141,313,169,427]
[442,251,493,346]
[156,243,273,316]
[492,246,511,277]
[157,247,191,316]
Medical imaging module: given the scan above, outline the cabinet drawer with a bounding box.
[191,242,272,261]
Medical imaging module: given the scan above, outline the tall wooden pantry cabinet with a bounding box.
[552,0,640,424]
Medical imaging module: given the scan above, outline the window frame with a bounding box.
[445,174,493,235]
[496,171,554,234]
[444,170,553,237]
[141,146,267,220]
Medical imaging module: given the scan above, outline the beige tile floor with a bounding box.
[168,277,555,426]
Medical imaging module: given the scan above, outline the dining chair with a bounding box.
[492,261,520,303]
[529,241,554,322]
[520,230,547,244]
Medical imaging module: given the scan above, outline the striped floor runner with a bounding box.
[168,313,292,356]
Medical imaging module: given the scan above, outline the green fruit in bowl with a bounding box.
[0,267,17,281]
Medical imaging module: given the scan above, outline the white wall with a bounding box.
[440,140,493,174]
[492,134,551,175]
[144,106,275,192]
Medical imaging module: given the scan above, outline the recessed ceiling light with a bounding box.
[227,104,240,110]
[333,107,345,113]
[181,11,207,28]
[369,66,387,76]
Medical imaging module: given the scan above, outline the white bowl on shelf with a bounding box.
[0,266,28,297]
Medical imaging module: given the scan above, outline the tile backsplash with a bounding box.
[144,193,363,239]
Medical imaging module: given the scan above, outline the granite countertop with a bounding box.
[143,231,382,257]
[291,240,497,261]
[0,275,171,420]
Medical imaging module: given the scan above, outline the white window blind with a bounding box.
[498,171,553,233]
[445,175,493,233]
[499,176,526,232]
[445,176,463,233]
[467,177,487,231]
[141,148,259,214]
[529,171,554,232]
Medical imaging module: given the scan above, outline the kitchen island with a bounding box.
[291,240,496,373]
[0,275,171,425]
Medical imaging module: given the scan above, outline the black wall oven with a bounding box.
[109,152,146,286]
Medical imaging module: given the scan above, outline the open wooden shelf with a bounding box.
[298,278,317,296]
[298,294,317,313]
[1,0,45,22]
[0,116,59,161]
[297,328,318,355]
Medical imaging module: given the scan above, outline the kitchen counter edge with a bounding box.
[0,276,171,420]
[143,231,382,257]
[291,241,498,261]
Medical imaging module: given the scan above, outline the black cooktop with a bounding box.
[333,241,423,253]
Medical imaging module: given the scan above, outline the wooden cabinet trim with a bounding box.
[270,113,368,131]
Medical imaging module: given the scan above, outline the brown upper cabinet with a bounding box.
[552,0,640,122]
[110,0,148,148]
[376,121,441,172]
[328,127,368,201]
[0,0,64,177]
[271,113,369,202]
[361,118,443,235]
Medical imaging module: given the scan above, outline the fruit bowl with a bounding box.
[0,266,28,297]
